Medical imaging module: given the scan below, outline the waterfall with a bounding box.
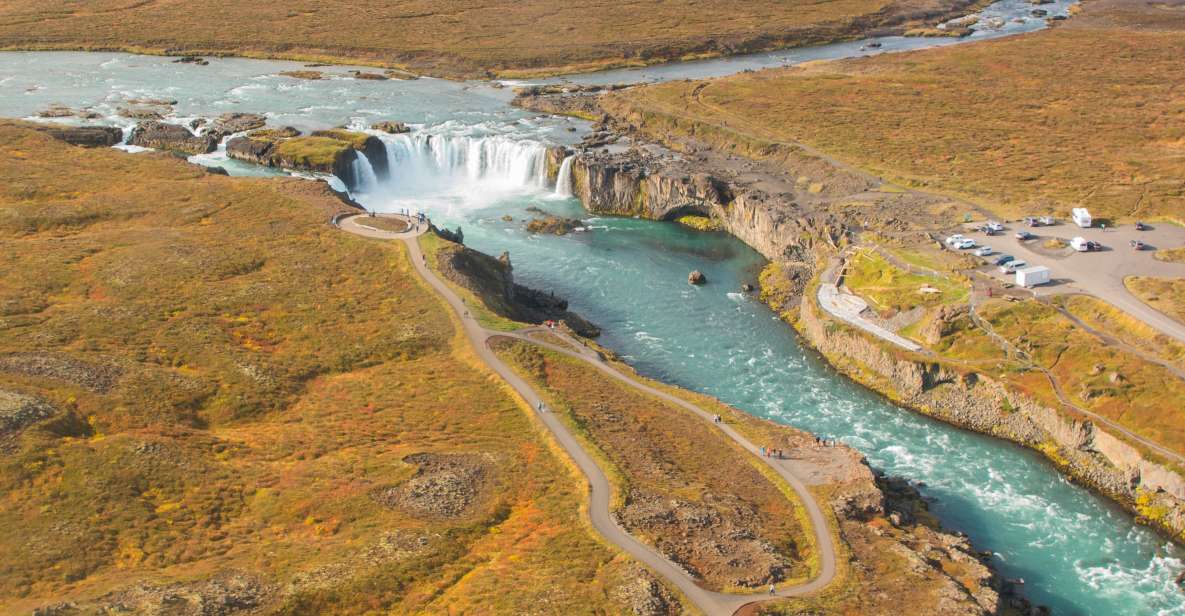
[554,155,575,197]
[379,133,549,190]
[350,151,379,193]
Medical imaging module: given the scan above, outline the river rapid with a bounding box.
[3,0,1184,613]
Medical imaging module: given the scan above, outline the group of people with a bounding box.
[815,436,838,447]
[712,414,722,424]
[759,445,787,459]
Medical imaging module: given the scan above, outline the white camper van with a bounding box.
[1072,208,1092,228]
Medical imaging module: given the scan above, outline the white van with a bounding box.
[1071,237,1089,252]
[1072,208,1092,228]
[1000,260,1027,274]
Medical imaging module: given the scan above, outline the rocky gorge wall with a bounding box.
[795,278,1185,541]
[557,103,1185,545]
[570,152,843,264]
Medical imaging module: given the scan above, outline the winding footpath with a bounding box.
[336,212,838,616]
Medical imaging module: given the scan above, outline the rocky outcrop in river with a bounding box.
[226,128,388,189]
[128,121,217,155]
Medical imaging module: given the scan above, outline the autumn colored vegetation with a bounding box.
[0,0,982,78]
[603,0,1185,221]
[0,124,684,613]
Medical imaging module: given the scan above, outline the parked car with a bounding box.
[974,246,993,257]
[1039,216,1056,226]
[985,221,1004,233]
[1130,239,1146,250]
[1000,260,1028,274]
[994,255,1015,266]
[1015,230,1035,240]
[945,234,965,246]
[1135,221,1148,231]
[1088,240,1102,251]
[1071,236,1089,252]
[957,238,977,249]
[1024,216,1041,227]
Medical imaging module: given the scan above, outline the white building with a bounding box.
[1016,266,1051,288]
[1072,208,1092,228]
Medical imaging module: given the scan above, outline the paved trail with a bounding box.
[336,212,838,616]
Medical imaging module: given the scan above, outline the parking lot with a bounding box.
[949,219,1185,344]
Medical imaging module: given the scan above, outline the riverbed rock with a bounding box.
[225,135,275,166]
[172,56,209,66]
[372,120,410,134]
[351,70,388,80]
[688,270,706,285]
[526,215,583,235]
[128,121,217,154]
[206,112,268,140]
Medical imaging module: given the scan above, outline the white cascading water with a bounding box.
[350,151,380,193]
[554,155,575,198]
[379,132,548,192]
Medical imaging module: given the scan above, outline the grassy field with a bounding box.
[492,339,814,591]
[0,124,683,613]
[1126,276,1185,327]
[970,298,1185,457]
[0,0,982,78]
[603,0,1185,221]
[1055,294,1185,369]
[843,249,969,316]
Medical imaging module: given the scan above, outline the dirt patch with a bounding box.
[620,490,791,588]
[372,452,493,519]
[0,352,123,393]
[35,570,274,616]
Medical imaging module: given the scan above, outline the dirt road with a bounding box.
[336,212,838,615]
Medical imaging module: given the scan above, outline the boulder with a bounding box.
[372,121,411,134]
[225,135,276,166]
[205,112,267,140]
[118,107,164,120]
[1031,8,1048,16]
[688,270,706,285]
[128,121,217,154]
[37,105,75,118]
[351,70,388,80]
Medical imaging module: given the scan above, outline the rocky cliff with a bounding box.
[795,274,1185,541]
[559,94,1185,546]
[570,149,844,264]
[429,230,600,337]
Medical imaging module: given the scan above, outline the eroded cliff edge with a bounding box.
[525,90,1185,544]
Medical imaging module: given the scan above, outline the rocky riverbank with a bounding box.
[792,269,1185,541]
[524,88,1185,545]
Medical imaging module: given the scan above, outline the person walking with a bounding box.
[768,584,776,595]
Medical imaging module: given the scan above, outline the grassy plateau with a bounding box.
[0,0,984,78]
[602,0,1185,222]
